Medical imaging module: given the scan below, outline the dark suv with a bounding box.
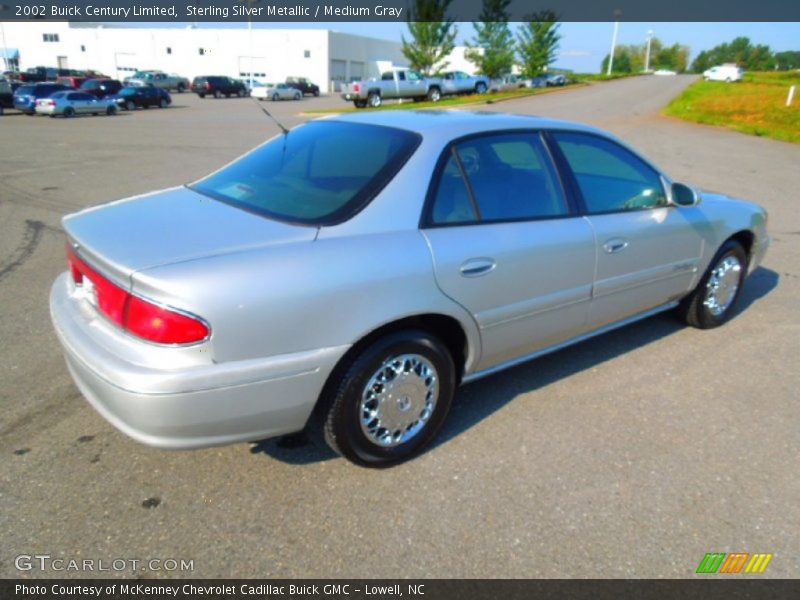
[191,76,247,99]
[80,79,123,99]
[286,77,320,97]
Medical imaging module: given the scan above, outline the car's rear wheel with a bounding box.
[323,330,456,467]
[272,93,280,101]
[63,106,75,118]
[678,240,748,329]
[237,89,245,98]
[367,92,382,108]
[198,93,205,99]
[177,84,185,93]
[427,87,441,102]
[293,92,301,100]
[314,90,319,97]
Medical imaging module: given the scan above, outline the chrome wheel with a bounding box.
[359,354,439,448]
[704,255,742,316]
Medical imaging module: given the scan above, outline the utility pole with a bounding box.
[0,5,10,72]
[644,29,654,72]
[606,18,620,76]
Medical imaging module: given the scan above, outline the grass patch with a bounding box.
[664,71,800,143]
[303,83,585,115]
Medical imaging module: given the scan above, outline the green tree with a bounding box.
[775,50,800,70]
[465,0,515,78]
[516,10,562,78]
[690,37,776,72]
[601,38,690,74]
[401,0,458,75]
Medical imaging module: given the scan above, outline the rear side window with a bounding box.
[428,132,568,225]
[190,121,421,225]
[552,132,667,213]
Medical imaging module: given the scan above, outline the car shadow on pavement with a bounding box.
[251,266,778,466]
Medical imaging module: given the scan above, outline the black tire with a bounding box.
[237,89,245,98]
[294,92,301,101]
[63,106,75,118]
[159,98,167,108]
[354,99,367,109]
[198,93,205,99]
[367,92,382,108]
[213,90,221,99]
[322,330,456,467]
[272,93,280,101]
[106,105,116,116]
[677,240,748,329]
[427,86,441,102]
[475,82,487,94]
[314,89,320,97]
[177,84,185,93]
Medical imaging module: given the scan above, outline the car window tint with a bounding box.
[429,133,567,225]
[430,153,478,224]
[191,121,420,225]
[553,132,667,213]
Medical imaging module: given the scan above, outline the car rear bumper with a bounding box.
[50,273,349,449]
[35,105,57,115]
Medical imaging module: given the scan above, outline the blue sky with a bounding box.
[150,21,800,72]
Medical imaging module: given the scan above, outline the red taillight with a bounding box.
[353,83,360,93]
[205,82,211,90]
[67,247,209,345]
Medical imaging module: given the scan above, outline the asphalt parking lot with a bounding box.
[1,78,798,578]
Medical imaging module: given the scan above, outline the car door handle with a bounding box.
[603,239,629,254]
[460,258,496,277]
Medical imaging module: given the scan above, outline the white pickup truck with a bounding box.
[340,68,443,108]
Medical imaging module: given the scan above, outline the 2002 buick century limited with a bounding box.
[50,110,769,467]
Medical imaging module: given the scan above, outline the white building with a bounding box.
[0,22,410,92]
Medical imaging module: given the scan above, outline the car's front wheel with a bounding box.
[125,100,136,111]
[678,240,748,329]
[323,330,456,467]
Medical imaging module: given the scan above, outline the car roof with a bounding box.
[330,109,605,140]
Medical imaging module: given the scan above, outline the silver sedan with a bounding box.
[268,83,302,101]
[35,91,118,117]
[50,111,769,467]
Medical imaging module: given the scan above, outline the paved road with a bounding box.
[2,77,798,578]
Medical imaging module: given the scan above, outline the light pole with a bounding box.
[606,13,621,76]
[644,29,654,72]
[0,5,10,72]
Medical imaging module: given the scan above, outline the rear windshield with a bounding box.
[190,121,421,226]
[16,85,34,95]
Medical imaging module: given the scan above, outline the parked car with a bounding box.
[13,82,71,114]
[126,70,190,93]
[286,77,320,96]
[50,111,770,467]
[249,82,276,100]
[341,67,443,108]
[112,86,172,110]
[440,71,490,95]
[80,79,123,99]
[17,66,58,83]
[544,73,567,86]
[56,76,89,89]
[268,83,302,101]
[35,91,117,117]
[703,64,744,82]
[0,77,12,115]
[191,76,248,98]
[490,74,527,92]
[653,69,678,76]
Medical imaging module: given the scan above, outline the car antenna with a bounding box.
[252,98,289,135]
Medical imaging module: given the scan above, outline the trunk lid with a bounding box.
[64,186,317,285]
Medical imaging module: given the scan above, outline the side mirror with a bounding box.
[671,182,700,207]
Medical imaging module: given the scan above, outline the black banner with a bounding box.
[5,580,800,600]
[1,0,800,22]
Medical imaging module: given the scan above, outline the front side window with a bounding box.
[552,132,667,213]
[428,132,568,225]
[191,121,421,225]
